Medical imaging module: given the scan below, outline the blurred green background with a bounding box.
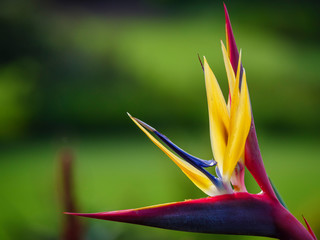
[0,0,319,239]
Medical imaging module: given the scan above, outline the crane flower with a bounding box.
[66,4,317,240]
[126,43,250,197]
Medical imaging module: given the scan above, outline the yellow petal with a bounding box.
[128,113,219,196]
[222,70,251,181]
[227,98,231,114]
[203,57,229,173]
[235,49,242,88]
[221,41,236,98]
[229,50,242,122]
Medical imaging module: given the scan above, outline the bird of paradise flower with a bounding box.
[66,4,317,240]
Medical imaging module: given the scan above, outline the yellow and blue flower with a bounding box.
[66,4,317,240]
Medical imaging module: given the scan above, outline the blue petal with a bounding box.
[132,117,220,186]
[215,166,222,179]
[134,118,216,168]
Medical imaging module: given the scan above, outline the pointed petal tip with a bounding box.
[220,40,226,50]
[223,2,227,10]
[197,53,204,71]
[128,114,156,132]
[64,211,108,219]
[135,118,156,132]
[223,3,230,21]
[64,212,82,216]
[302,215,317,240]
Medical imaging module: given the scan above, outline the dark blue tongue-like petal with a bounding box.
[134,118,216,168]
[154,131,216,168]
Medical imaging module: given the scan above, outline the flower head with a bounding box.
[66,5,317,240]
[126,42,251,197]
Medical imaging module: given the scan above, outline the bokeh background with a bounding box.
[0,0,319,239]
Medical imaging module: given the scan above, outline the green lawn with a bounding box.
[0,132,319,239]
